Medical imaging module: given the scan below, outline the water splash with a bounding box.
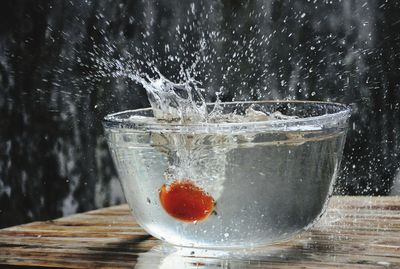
[95,52,300,125]
[138,72,207,123]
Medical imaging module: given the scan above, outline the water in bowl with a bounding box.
[105,107,347,248]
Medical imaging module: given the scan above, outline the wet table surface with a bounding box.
[0,196,399,268]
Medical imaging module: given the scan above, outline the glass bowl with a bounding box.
[103,100,351,248]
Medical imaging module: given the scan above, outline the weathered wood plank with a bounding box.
[0,196,399,268]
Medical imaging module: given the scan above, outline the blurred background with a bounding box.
[0,0,399,228]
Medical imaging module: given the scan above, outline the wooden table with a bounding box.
[0,196,399,268]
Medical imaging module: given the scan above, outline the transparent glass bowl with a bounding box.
[103,101,351,248]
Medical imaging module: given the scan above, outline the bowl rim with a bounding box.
[103,100,351,133]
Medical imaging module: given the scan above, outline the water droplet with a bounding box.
[224,232,229,238]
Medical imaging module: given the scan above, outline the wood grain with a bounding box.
[0,196,399,268]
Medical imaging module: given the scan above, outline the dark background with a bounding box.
[0,0,399,228]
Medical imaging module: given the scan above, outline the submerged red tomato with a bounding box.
[159,179,215,222]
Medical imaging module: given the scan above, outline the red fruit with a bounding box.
[159,179,215,222]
